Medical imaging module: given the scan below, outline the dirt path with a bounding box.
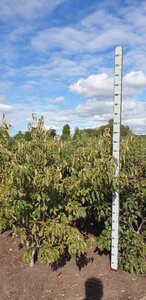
[0,232,145,300]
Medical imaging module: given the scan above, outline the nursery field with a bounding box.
[0,118,146,299]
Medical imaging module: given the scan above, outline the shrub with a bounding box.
[0,118,146,274]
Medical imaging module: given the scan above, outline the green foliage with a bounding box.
[47,128,57,138]
[96,135,146,274]
[73,127,81,140]
[96,119,133,138]
[0,121,11,148]
[0,118,146,274]
[61,124,71,141]
[73,120,133,140]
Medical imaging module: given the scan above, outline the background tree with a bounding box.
[96,119,133,138]
[0,119,11,148]
[47,128,57,138]
[73,127,81,139]
[61,124,71,141]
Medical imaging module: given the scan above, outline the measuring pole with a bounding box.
[111,46,123,270]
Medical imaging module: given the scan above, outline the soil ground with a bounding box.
[0,231,145,300]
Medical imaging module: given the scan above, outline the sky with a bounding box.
[0,0,146,135]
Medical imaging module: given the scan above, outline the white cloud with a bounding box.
[1,1,146,135]
[5,69,146,135]
[30,4,146,57]
[70,73,113,98]
[32,25,127,55]
[0,104,12,113]
[0,92,13,115]
[81,9,120,29]
[124,71,146,87]
[20,80,39,93]
[6,93,146,135]
[8,25,34,42]
[0,0,66,20]
[123,117,146,135]
[68,71,146,134]
[123,71,146,97]
[75,98,113,119]
[5,54,103,91]
[125,118,146,126]
[70,71,146,99]
[44,124,59,131]
[31,27,94,54]
[48,96,65,103]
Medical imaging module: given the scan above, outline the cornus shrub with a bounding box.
[0,117,146,274]
[96,136,146,274]
[119,136,146,274]
[0,118,115,267]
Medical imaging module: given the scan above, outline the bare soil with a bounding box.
[0,231,145,300]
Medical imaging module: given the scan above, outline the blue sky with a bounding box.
[0,0,146,135]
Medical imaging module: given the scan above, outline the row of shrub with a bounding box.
[0,117,146,273]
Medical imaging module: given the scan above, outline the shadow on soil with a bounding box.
[85,277,103,300]
[51,218,109,271]
[51,251,94,271]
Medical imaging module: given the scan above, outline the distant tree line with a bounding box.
[0,116,135,147]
